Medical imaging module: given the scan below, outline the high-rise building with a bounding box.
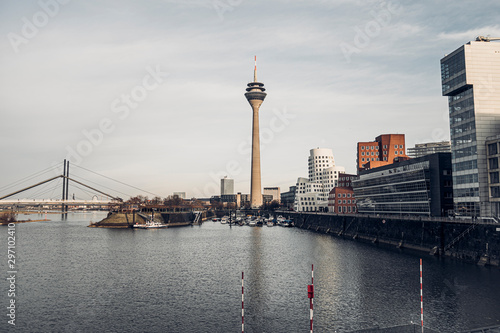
[245,57,267,208]
[407,141,451,158]
[220,176,234,196]
[441,37,500,217]
[357,134,408,172]
[294,148,345,212]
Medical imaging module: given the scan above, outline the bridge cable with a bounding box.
[71,164,162,198]
[0,164,61,193]
[70,173,133,198]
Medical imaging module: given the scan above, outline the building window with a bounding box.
[395,151,398,155]
[488,143,498,155]
[361,152,365,156]
[492,186,500,198]
[399,145,403,148]
[489,158,499,170]
[490,172,500,184]
[384,145,387,149]
[383,151,387,155]
[384,157,387,161]
[394,145,398,149]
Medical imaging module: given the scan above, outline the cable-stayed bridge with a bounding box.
[0,160,160,211]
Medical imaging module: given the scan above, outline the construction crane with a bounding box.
[475,36,500,42]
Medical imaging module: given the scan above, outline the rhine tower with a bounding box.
[245,56,267,208]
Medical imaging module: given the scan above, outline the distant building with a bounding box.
[280,186,296,209]
[352,152,453,217]
[263,187,280,203]
[173,192,186,199]
[441,38,500,217]
[486,135,500,218]
[407,141,451,158]
[357,134,408,173]
[262,194,273,204]
[221,177,234,196]
[294,148,345,212]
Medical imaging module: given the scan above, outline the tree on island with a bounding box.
[0,211,17,224]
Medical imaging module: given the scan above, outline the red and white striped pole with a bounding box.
[420,259,424,333]
[308,264,314,333]
[242,271,245,333]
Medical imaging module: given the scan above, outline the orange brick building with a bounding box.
[357,134,409,172]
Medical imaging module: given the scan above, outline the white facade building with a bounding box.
[294,148,345,212]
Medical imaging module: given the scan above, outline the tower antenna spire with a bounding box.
[254,55,257,82]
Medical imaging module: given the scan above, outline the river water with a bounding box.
[1,211,499,332]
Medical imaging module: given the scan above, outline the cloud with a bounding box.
[436,25,500,41]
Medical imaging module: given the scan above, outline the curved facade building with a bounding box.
[294,148,345,212]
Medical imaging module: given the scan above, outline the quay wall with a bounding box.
[285,212,500,267]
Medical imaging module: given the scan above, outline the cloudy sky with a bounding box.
[1,0,500,200]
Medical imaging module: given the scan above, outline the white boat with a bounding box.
[248,220,256,227]
[266,221,274,227]
[133,220,168,229]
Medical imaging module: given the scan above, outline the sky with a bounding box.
[1,0,500,200]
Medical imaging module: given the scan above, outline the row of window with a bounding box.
[360,145,404,150]
[337,199,354,204]
[453,173,479,185]
[453,159,477,172]
[335,206,356,213]
[453,146,477,159]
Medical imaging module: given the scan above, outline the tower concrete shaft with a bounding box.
[244,57,266,208]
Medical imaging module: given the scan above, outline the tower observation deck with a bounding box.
[244,57,267,208]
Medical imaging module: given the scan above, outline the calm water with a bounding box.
[1,212,500,332]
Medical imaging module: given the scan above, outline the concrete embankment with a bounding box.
[89,212,146,228]
[286,212,500,267]
[90,211,203,228]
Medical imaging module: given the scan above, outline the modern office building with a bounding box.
[263,187,280,203]
[357,134,408,172]
[407,141,451,158]
[280,186,296,209]
[294,148,345,212]
[486,135,500,218]
[245,57,267,208]
[220,176,234,196]
[441,37,500,217]
[352,153,453,216]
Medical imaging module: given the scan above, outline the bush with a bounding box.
[0,212,17,224]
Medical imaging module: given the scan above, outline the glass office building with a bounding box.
[352,153,453,216]
[441,39,500,217]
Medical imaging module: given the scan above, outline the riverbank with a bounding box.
[285,212,500,267]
